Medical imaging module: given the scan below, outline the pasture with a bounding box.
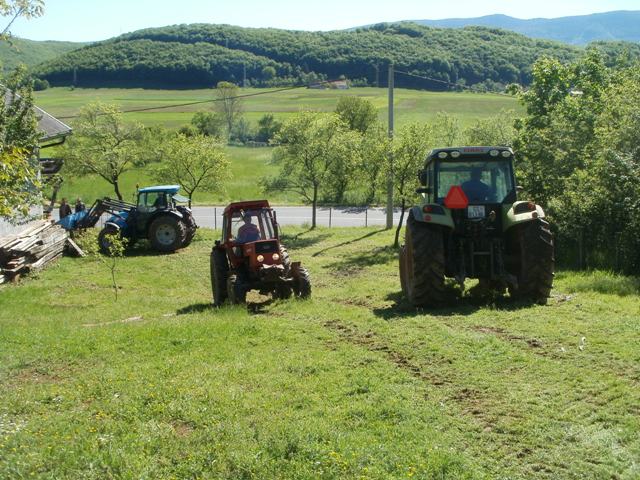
[1,227,638,479]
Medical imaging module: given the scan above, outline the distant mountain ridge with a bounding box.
[410,11,640,45]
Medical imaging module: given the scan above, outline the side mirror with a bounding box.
[417,169,428,186]
[516,186,524,193]
[415,187,431,195]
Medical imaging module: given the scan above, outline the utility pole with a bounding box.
[386,63,394,229]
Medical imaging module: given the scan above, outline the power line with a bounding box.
[394,69,512,97]
[56,80,339,121]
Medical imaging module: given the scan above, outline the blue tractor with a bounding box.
[60,185,197,253]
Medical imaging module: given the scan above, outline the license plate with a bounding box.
[467,205,485,218]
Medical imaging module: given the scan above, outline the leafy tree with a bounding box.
[262,112,355,228]
[62,102,144,200]
[153,134,230,207]
[77,229,126,301]
[214,81,243,140]
[1,0,44,38]
[0,66,40,219]
[391,123,434,247]
[255,113,281,143]
[463,109,515,146]
[191,111,225,138]
[335,96,378,134]
[357,124,390,205]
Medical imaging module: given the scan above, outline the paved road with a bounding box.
[53,205,404,229]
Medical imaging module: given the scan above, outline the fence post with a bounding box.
[214,207,217,231]
[329,207,332,228]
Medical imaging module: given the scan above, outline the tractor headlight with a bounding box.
[272,253,280,261]
[501,150,511,158]
[489,149,499,157]
[450,150,461,158]
[257,254,264,262]
[438,151,448,159]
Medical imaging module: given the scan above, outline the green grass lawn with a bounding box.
[1,227,638,479]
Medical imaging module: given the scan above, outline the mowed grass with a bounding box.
[1,227,639,479]
[34,87,521,130]
[54,146,299,206]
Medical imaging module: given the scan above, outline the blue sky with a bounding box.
[5,0,640,42]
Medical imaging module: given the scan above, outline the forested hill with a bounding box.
[0,38,86,73]
[33,23,632,90]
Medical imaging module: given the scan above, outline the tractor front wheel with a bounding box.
[401,212,446,307]
[148,215,185,252]
[211,248,229,306]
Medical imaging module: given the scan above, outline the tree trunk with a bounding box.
[188,193,193,209]
[394,198,406,248]
[311,184,318,229]
[113,180,123,201]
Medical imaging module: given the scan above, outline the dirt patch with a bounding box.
[171,420,195,437]
[82,315,144,328]
[324,320,449,388]
[470,325,545,350]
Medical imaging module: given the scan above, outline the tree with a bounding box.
[391,123,434,247]
[255,113,282,143]
[191,111,225,138]
[335,96,378,134]
[0,66,40,219]
[1,0,44,38]
[262,112,355,228]
[62,102,143,200]
[357,124,390,205]
[432,112,461,147]
[463,109,516,146]
[214,81,243,140]
[153,134,230,207]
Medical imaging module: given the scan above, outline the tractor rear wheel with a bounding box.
[98,225,121,255]
[211,248,229,306]
[180,213,197,248]
[149,215,185,252]
[292,267,311,298]
[508,219,554,304]
[227,274,247,304]
[401,212,446,307]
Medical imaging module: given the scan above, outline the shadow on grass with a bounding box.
[373,289,538,320]
[312,229,386,258]
[281,229,331,250]
[556,270,640,296]
[176,303,213,315]
[325,245,397,270]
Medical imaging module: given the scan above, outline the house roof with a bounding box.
[3,89,72,143]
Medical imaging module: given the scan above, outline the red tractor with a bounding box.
[210,200,311,305]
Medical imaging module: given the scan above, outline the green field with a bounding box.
[1,227,639,479]
[38,87,521,206]
[35,87,521,130]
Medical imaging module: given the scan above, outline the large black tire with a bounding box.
[227,274,247,304]
[508,219,554,304]
[148,215,185,252]
[401,212,446,307]
[210,248,229,306]
[97,225,121,255]
[180,213,198,248]
[292,267,311,298]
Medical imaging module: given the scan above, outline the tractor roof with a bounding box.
[138,185,181,194]
[224,200,271,215]
[426,146,514,166]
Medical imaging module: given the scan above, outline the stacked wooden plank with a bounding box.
[0,220,69,283]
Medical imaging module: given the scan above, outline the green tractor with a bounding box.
[399,146,554,306]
